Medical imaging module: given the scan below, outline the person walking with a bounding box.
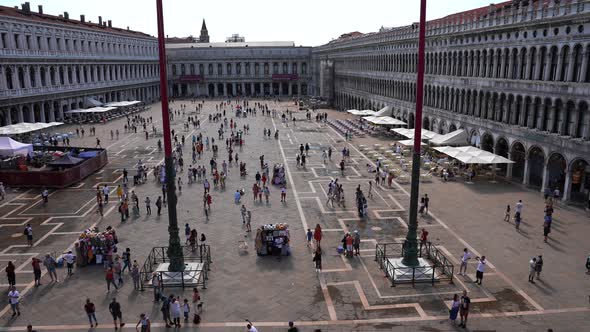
[459,290,470,328]
[135,313,151,332]
[5,261,15,287]
[151,272,161,303]
[155,196,162,216]
[504,205,511,222]
[543,214,552,243]
[314,224,322,248]
[105,266,119,292]
[131,261,140,290]
[63,250,76,277]
[171,297,182,328]
[449,294,460,325]
[43,253,59,283]
[84,298,98,328]
[535,255,543,280]
[313,248,322,272]
[515,199,523,219]
[423,194,430,214]
[31,257,42,287]
[108,298,125,331]
[353,230,361,256]
[184,224,191,244]
[288,321,299,332]
[246,211,252,232]
[24,224,33,247]
[474,256,486,285]
[145,197,151,215]
[458,248,471,276]
[280,186,287,202]
[8,286,20,317]
[241,205,247,224]
[160,295,172,328]
[528,257,537,283]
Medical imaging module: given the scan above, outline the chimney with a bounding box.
[127,26,129,30]
[38,5,43,14]
[80,15,85,23]
[64,12,69,20]
[98,16,102,25]
[108,20,112,28]
[21,2,31,13]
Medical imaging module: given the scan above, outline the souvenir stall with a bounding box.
[271,164,286,186]
[255,223,291,257]
[75,226,118,267]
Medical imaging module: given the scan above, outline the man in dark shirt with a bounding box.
[459,290,470,328]
[108,298,125,331]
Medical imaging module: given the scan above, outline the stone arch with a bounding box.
[407,112,415,129]
[547,152,567,192]
[431,119,439,133]
[495,137,510,176]
[449,123,457,132]
[510,141,526,181]
[528,146,546,188]
[480,132,494,152]
[568,157,590,202]
[423,117,430,130]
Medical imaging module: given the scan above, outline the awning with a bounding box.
[0,137,33,156]
[48,154,84,168]
[0,122,64,136]
[397,139,426,147]
[65,107,117,114]
[348,109,376,116]
[103,101,142,107]
[373,106,392,117]
[362,116,406,126]
[85,97,103,107]
[433,146,514,164]
[391,128,439,140]
[429,129,468,146]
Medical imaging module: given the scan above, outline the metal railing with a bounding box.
[375,241,453,287]
[139,245,211,291]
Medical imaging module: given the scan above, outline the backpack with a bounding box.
[23,228,28,235]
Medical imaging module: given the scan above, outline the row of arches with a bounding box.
[171,62,308,77]
[1,63,158,91]
[0,85,159,126]
[335,43,590,83]
[334,76,590,140]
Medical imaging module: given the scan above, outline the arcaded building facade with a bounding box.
[0,3,160,125]
[166,42,312,98]
[312,0,590,203]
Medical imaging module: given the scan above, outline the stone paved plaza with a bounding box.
[0,100,589,332]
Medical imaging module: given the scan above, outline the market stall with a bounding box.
[0,137,33,157]
[255,223,290,257]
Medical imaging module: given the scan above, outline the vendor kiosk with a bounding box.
[255,224,290,257]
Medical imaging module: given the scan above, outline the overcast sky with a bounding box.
[5,0,494,46]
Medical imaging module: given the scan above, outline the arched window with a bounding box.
[528,48,537,80]
[29,66,36,87]
[40,67,46,86]
[18,67,25,88]
[572,45,583,82]
[5,66,13,89]
[208,64,213,76]
[549,47,558,81]
[538,47,547,80]
[559,46,570,81]
[190,64,195,74]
